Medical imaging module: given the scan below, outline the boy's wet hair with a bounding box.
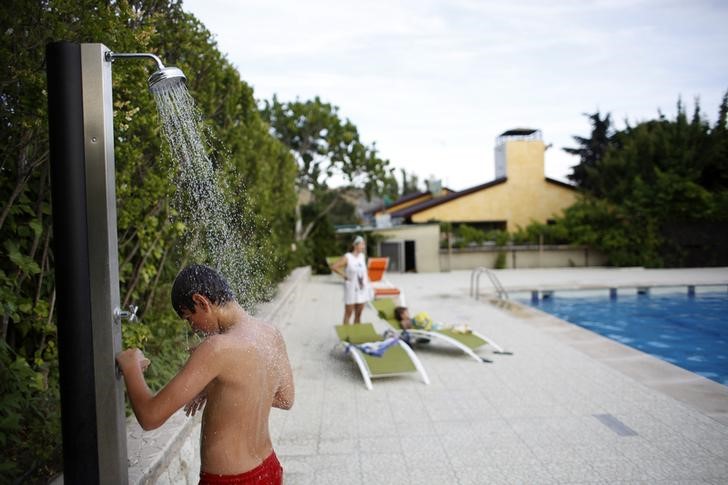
[171,264,236,316]
[394,306,408,322]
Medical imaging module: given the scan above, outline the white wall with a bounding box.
[440,245,608,270]
[373,223,441,272]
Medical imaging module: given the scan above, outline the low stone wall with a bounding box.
[439,245,608,270]
[126,266,311,485]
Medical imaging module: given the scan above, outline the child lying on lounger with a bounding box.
[393,307,472,334]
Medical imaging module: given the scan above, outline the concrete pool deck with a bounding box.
[270,267,728,484]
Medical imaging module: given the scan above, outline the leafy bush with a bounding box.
[456,224,487,246]
[0,2,297,482]
[0,342,62,482]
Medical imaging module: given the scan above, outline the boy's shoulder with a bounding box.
[220,317,282,344]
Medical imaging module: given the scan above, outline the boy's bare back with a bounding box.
[197,317,292,474]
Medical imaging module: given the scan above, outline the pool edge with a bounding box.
[495,298,728,426]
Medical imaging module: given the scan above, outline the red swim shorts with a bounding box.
[199,451,282,485]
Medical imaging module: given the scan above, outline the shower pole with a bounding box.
[46,42,128,483]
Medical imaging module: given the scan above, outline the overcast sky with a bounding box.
[183,0,728,190]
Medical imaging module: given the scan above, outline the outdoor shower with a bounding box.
[46,42,187,484]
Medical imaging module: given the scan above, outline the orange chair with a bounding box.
[368,257,405,305]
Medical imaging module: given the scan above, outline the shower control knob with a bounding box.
[114,304,139,324]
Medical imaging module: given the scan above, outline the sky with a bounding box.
[182,0,728,191]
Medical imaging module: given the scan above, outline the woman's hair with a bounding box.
[171,264,236,316]
[351,235,364,249]
[394,306,408,322]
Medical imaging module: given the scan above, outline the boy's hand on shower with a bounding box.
[116,348,150,374]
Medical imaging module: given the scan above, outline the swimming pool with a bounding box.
[517,287,728,386]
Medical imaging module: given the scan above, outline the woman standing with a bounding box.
[330,235,372,324]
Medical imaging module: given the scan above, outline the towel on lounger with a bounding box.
[347,337,399,357]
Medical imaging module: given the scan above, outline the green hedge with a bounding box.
[0,1,297,482]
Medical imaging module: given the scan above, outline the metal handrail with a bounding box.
[470,267,508,300]
[486,269,509,300]
[469,266,486,297]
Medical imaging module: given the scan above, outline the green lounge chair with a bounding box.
[335,323,430,390]
[370,299,512,363]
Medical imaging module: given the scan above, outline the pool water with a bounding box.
[518,289,728,386]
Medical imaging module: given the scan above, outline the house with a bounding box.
[381,128,577,232]
[350,129,592,272]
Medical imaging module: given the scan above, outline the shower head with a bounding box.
[106,51,187,93]
[148,66,186,93]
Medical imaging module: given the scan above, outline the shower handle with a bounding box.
[113,304,138,325]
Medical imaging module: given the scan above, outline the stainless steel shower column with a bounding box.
[47,41,128,483]
[80,42,128,484]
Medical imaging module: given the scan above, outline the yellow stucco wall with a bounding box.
[411,140,577,231]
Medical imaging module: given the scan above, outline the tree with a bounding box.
[563,111,615,195]
[400,168,422,197]
[553,93,728,267]
[261,96,397,241]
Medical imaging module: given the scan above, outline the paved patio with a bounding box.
[269,268,728,484]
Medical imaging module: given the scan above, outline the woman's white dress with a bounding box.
[343,252,371,304]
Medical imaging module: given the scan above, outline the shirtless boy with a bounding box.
[116,264,294,484]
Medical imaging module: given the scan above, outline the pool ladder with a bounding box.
[470,267,509,301]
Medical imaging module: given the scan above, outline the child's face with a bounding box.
[180,295,217,334]
[180,307,207,333]
[400,308,410,320]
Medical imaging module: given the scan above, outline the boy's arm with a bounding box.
[117,338,223,430]
[272,330,295,410]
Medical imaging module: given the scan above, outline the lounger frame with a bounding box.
[345,340,430,390]
[370,299,511,362]
[401,328,505,363]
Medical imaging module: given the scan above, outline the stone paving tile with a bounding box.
[394,418,438,438]
[529,445,589,465]
[358,436,401,454]
[276,437,317,456]
[282,472,315,485]
[311,453,361,475]
[432,418,487,440]
[675,455,728,480]
[359,452,410,485]
[651,436,720,461]
[313,469,362,485]
[641,457,697,481]
[403,450,452,469]
[569,442,629,462]
[499,462,559,484]
[590,458,655,481]
[481,442,540,467]
[279,455,315,475]
[400,435,446,455]
[408,465,458,484]
[443,443,490,469]
[543,461,604,482]
[318,437,357,454]
[455,465,512,485]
